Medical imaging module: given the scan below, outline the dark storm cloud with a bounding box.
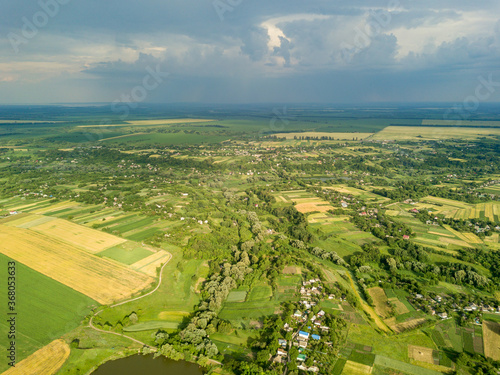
[1,0,499,103]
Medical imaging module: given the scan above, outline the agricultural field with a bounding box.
[421,119,500,127]
[324,185,390,204]
[3,214,126,253]
[1,340,70,375]
[219,279,295,324]
[1,106,500,374]
[371,126,500,140]
[0,254,95,372]
[427,320,486,356]
[276,189,333,214]
[416,196,500,222]
[368,287,392,318]
[0,225,154,304]
[483,320,500,361]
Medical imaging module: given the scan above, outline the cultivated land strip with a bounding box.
[0,340,70,375]
[0,225,153,304]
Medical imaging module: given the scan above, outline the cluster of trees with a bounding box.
[373,182,491,204]
[350,211,414,244]
[309,246,349,267]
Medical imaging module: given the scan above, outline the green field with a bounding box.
[247,284,273,301]
[374,355,442,375]
[97,247,208,328]
[97,244,153,265]
[0,254,96,372]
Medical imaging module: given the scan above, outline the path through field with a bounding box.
[88,256,172,349]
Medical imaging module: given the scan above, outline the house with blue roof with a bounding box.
[311,334,321,340]
[298,331,309,340]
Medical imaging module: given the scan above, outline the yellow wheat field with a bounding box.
[27,216,126,253]
[130,250,171,277]
[1,340,70,375]
[372,126,500,140]
[0,225,154,304]
[483,321,500,361]
[295,201,333,213]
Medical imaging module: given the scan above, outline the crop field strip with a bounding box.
[372,126,500,140]
[4,214,126,253]
[130,250,172,277]
[0,225,154,304]
[483,320,500,361]
[0,339,70,375]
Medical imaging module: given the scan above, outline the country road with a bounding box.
[88,254,172,349]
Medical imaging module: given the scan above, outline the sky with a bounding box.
[0,0,499,104]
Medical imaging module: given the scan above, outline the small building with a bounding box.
[278,339,287,347]
[298,340,308,348]
[438,312,448,319]
[298,331,309,340]
[297,354,307,362]
[311,334,321,340]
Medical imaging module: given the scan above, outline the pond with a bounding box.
[91,354,204,375]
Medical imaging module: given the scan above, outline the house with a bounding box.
[317,310,325,317]
[308,366,319,372]
[277,349,287,356]
[9,211,18,215]
[293,310,303,318]
[298,331,309,340]
[278,339,287,347]
[297,354,307,362]
[438,312,448,319]
[311,334,321,340]
[298,340,308,348]
[403,235,410,240]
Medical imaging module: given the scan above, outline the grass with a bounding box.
[97,247,206,326]
[0,254,96,372]
[123,321,180,332]
[332,358,347,375]
[349,350,376,366]
[348,325,436,363]
[247,284,273,301]
[374,355,442,375]
[226,290,248,303]
[97,244,153,265]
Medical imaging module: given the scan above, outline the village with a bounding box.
[271,278,344,374]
